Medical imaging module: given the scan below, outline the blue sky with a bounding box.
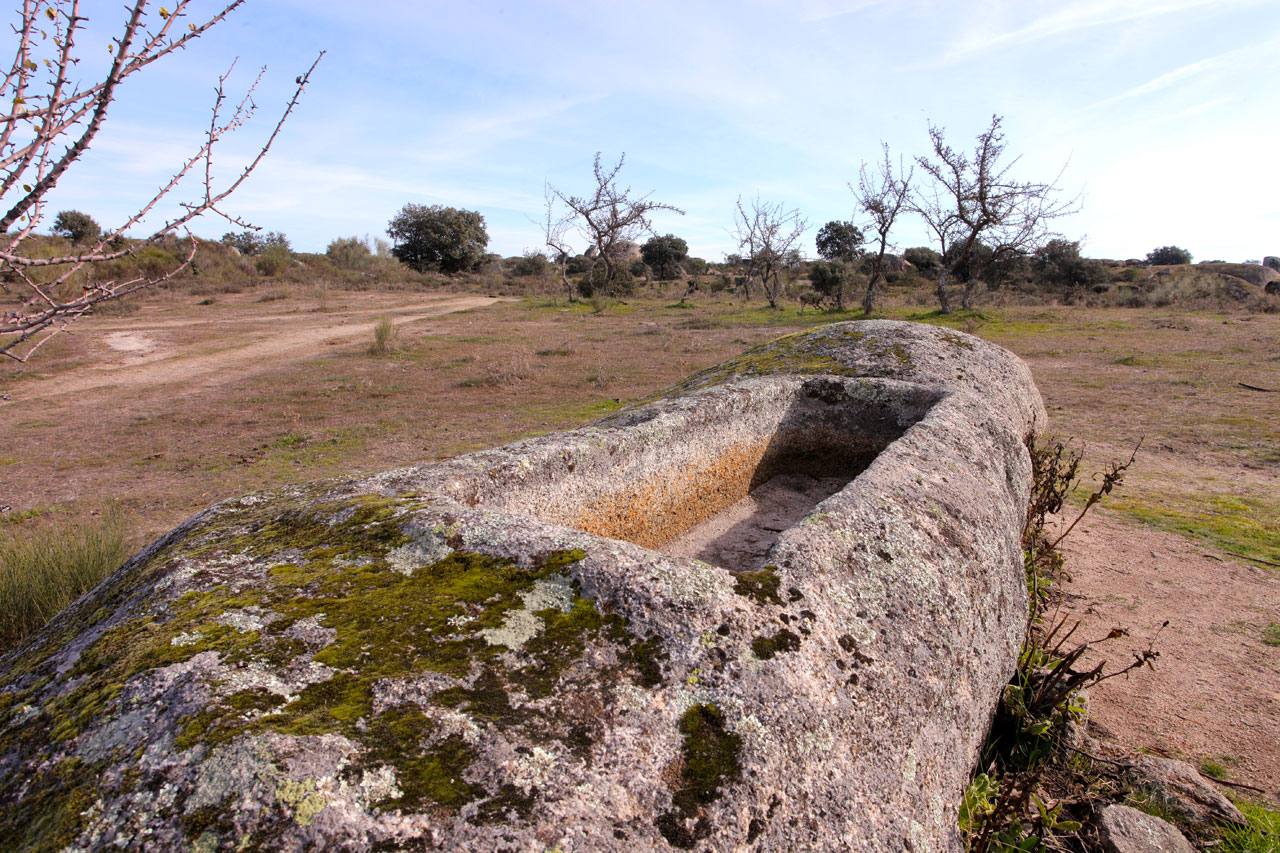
[43,0,1280,262]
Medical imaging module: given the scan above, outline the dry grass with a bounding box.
[0,508,128,652]
[369,316,396,355]
[1,288,1275,566]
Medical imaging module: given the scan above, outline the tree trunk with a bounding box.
[936,270,951,314]
[960,279,976,311]
[559,260,575,303]
[862,277,877,315]
[602,254,616,295]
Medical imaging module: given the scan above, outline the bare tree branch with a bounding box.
[853,143,912,315]
[547,152,683,297]
[541,182,575,302]
[733,195,806,309]
[0,1,322,361]
[912,115,1077,313]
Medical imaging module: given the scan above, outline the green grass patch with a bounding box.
[253,428,369,476]
[522,397,623,425]
[270,432,308,450]
[702,304,863,328]
[1199,758,1230,780]
[1109,491,1280,566]
[0,509,129,651]
[0,506,49,527]
[1112,354,1150,367]
[1263,623,1280,647]
[1221,799,1280,852]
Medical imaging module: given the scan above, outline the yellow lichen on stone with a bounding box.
[276,778,327,827]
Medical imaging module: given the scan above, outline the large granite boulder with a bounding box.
[0,321,1045,851]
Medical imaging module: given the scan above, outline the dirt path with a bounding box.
[1058,508,1280,801]
[7,295,500,401]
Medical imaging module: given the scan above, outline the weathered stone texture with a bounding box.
[1096,804,1196,853]
[0,321,1045,851]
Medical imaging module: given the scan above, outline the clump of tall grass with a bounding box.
[0,509,129,652]
[368,316,396,355]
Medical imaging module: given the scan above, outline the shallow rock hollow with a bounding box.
[0,320,1046,851]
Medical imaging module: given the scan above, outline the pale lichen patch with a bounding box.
[276,778,327,827]
[385,534,453,576]
[479,575,575,649]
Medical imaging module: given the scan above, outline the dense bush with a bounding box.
[1263,256,1280,272]
[254,245,292,277]
[808,260,852,307]
[1031,239,1108,293]
[221,230,291,256]
[903,246,941,273]
[386,204,488,273]
[326,236,372,269]
[1146,245,1192,265]
[815,221,864,262]
[510,251,550,277]
[640,234,689,280]
[51,210,101,244]
[135,245,179,278]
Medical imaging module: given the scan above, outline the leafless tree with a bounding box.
[732,195,806,309]
[541,183,575,301]
[912,114,1075,313]
[548,153,682,297]
[0,1,322,361]
[853,144,912,315]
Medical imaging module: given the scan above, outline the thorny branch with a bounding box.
[548,153,683,296]
[732,195,806,309]
[0,1,322,361]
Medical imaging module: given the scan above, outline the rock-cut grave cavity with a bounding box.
[486,377,938,571]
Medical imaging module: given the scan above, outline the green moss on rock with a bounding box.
[657,703,743,849]
[733,566,783,606]
[669,324,918,396]
[0,488,672,840]
[751,629,802,660]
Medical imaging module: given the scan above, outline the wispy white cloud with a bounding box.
[939,0,1260,64]
[1090,36,1280,108]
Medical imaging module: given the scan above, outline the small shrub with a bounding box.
[51,209,101,243]
[1146,245,1193,265]
[963,439,1149,851]
[0,509,129,651]
[255,246,292,277]
[326,236,372,270]
[368,317,396,355]
[510,252,550,278]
